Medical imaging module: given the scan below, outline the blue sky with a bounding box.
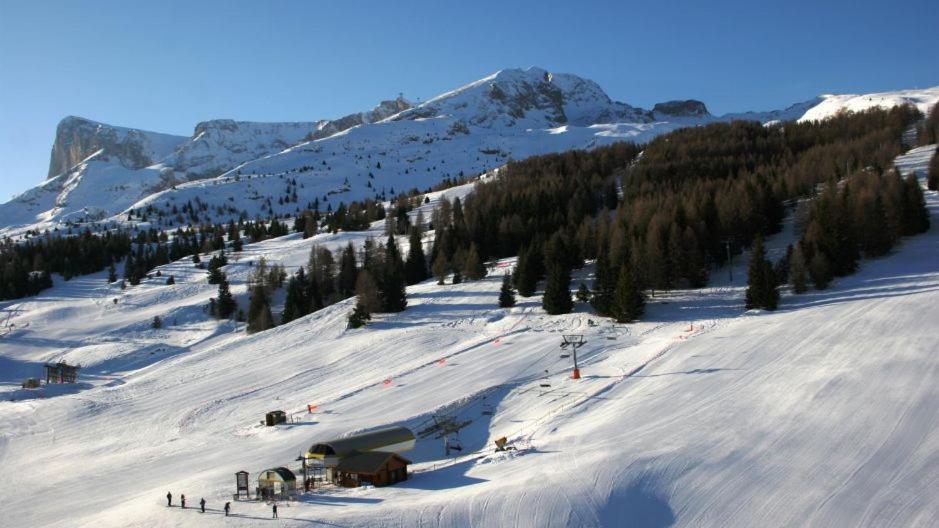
[0,0,936,200]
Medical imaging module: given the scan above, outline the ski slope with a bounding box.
[0,146,937,527]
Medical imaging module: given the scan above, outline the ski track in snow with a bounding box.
[0,146,937,527]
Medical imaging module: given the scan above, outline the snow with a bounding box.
[5,69,936,239]
[798,87,939,123]
[0,146,937,527]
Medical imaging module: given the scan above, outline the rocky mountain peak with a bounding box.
[47,116,186,179]
[652,99,710,118]
[392,67,650,128]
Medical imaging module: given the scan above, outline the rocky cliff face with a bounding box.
[47,117,186,179]
[652,100,710,119]
[307,96,412,141]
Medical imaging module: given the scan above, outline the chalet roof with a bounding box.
[309,426,414,458]
[336,451,411,475]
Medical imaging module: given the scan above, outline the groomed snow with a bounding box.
[0,146,937,527]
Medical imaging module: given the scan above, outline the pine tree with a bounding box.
[900,173,930,235]
[338,243,358,298]
[380,235,407,312]
[281,271,309,324]
[928,148,939,191]
[431,251,449,285]
[611,261,644,323]
[514,245,538,297]
[246,283,274,333]
[789,243,809,294]
[542,236,573,315]
[590,248,614,315]
[745,236,779,310]
[462,243,486,280]
[405,229,428,285]
[347,301,371,329]
[107,261,117,283]
[808,248,832,290]
[216,275,236,319]
[355,269,382,314]
[498,273,516,308]
[152,315,162,329]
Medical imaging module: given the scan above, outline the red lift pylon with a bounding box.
[561,335,586,380]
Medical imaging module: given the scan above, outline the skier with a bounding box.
[272,502,278,519]
[224,502,231,517]
[166,491,172,507]
[200,498,206,513]
[181,494,186,509]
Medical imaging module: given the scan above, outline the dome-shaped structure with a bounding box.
[257,467,296,500]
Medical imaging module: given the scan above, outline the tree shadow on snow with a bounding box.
[599,474,676,528]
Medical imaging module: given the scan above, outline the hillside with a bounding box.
[0,144,935,527]
[2,69,936,238]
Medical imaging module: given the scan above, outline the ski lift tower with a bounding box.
[561,335,586,379]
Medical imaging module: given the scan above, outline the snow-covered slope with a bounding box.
[0,145,936,527]
[798,87,939,122]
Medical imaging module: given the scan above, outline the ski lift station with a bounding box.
[305,426,415,488]
[257,467,297,500]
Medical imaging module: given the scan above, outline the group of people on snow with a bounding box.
[166,491,277,518]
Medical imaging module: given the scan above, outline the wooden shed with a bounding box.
[44,361,80,384]
[335,451,411,487]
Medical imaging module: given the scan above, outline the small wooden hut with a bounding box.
[44,361,80,384]
[336,451,411,487]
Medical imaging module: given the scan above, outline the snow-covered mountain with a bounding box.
[2,68,937,237]
[46,116,187,180]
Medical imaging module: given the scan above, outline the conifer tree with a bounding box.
[462,243,486,280]
[928,148,939,191]
[338,243,358,297]
[789,243,809,294]
[354,269,382,314]
[611,261,645,323]
[514,245,539,297]
[431,251,449,285]
[590,248,614,315]
[809,251,832,290]
[216,275,236,319]
[405,229,429,285]
[347,301,371,329]
[207,265,224,285]
[498,273,516,308]
[745,236,779,310]
[380,235,407,312]
[107,261,117,283]
[542,235,573,315]
[246,283,273,333]
[281,270,309,324]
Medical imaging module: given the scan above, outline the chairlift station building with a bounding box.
[305,426,415,487]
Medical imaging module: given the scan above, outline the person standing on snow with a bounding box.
[200,497,206,513]
[224,502,231,516]
[181,494,186,509]
[272,502,278,519]
[166,491,172,506]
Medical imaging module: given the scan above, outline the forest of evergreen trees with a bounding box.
[426,105,928,317]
